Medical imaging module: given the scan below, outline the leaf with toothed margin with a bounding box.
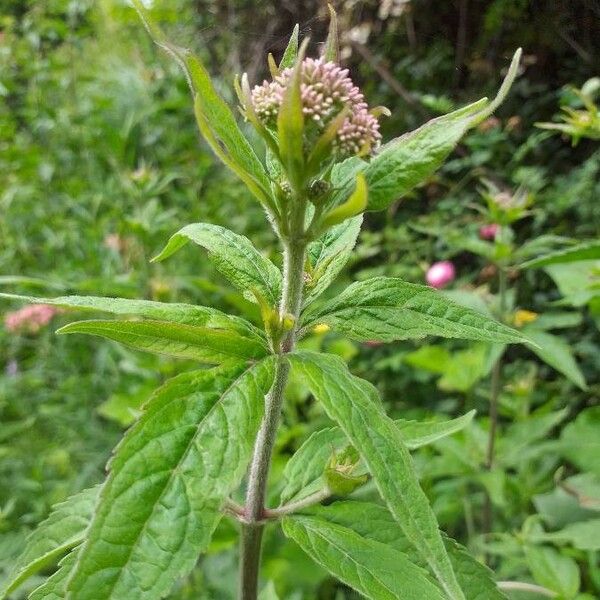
[329,49,522,212]
[0,487,98,599]
[152,223,282,307]
[304,215,363,306]
[57,319,268,364]
[28,550,79,600]
[66,359,275,600]
[302,277,529,345]
[281,411,475,503]
[288,351,466,600]
[0,293,261,339]
[282,514,446,600]
[302,501,507,600]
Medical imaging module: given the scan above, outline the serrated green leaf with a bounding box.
[0,293,260,339]
[0,488,98,599]
[304,215,362,305]
[524,329,587,390]
[58,319,267,364]
[306,501,507,600]
[524,545,580,599]
[303,277,527,344]
[328,50,521,212]
[281,411,475,503]
[521,240,600,268]
[131,0,271,206]
[151,223,282,306]
[279,24,299,69]
[67,359,274,600]
[329,99,487,212]
[29,550,78,600]
[282,515,445,600]
[288,351,465,600]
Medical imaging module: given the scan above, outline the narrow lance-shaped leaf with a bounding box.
[131,0,272,207]
[322,4,339,63]
[281,411,475,503]
[289,351,466,600]
[304,215,363,305]
[0,487,98,599]
[302,276,529,344]
[152,222,282,307]
[0,293,261,339]
[329,49,521,211]
[282,515,446,600]
[277,39,308,190]
[319,173,368,232]
[306,501,507,600]
[279,24,299,69]
[67,359,275,600]
[58,319,267,364]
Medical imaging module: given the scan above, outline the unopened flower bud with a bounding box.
[479,223,500,240]
[426,261,455,289]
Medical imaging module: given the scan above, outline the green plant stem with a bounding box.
[239,236,306,600]
[483,265,507,537]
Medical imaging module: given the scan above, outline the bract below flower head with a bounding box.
[250,57,382,159]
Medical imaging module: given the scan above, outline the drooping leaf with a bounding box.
[524,545,580,599]
[152,223,282,306]
[304,215,363,305]
[281,411,475,503]
[306,501,507,600]
[289,351,465,600]
[67,359,274,600]
[57,319,267,364]
[282,515,446,600]
[131,0,272,207]
[0,487,98,599]
[0,293,260,339]
[328,50,521,211]
[521,240,600,268]
[29,550,78,600]
[523,328,587,390]
[303,277,528,344]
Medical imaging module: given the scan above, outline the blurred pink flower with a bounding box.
[479,223,500,240]
[4,304,59,334]
[426,261,455,289]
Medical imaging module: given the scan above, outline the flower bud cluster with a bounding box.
[251,58,381,159]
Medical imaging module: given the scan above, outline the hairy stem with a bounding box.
[239,238,306,600]
[483,265,507,538]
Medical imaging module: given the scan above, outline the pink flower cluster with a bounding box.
[251,58,381,158]
[4,304,59,334]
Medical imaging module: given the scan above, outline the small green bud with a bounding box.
[324,445,368,496]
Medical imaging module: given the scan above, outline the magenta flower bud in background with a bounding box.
[479,223,500,240]
[426,261,456,289]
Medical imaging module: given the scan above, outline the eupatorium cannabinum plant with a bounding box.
[0,5,527,600]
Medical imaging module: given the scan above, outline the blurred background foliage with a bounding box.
[0,0,599,598]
